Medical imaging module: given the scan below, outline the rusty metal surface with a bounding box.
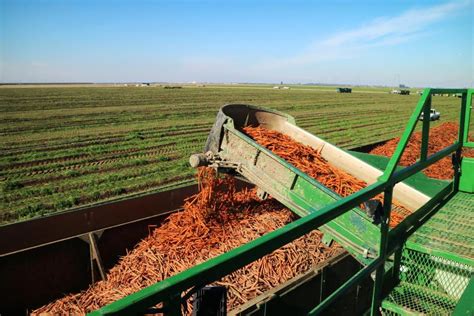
[0,211,179,314]
[1,238,91,314]
[0,184,199,314]
[0,184,198,256]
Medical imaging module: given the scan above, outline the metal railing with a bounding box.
[90,88,472,316]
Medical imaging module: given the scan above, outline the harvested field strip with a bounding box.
[0,120,212,149]
[1,147,185,180]
[2,168,195,216]
[336,131,401,149]
[0,118,212,144]
[1,142,181,171]
[1,114,209,135]
[1,109,217,134]
[1,175,194,223]
[304,117,410,137]
[306,115,460,149]
[3,158,192,203]
[0,132,206,169]
[0,122,211,155]
[295,109,407,125]
[2,139,183,167]
[304,125,402,146]
[5,154,183,187]
[243,126,410,227]
[33,168,341,314]
[308,127,405,149]
[300,109,458,134]
[0,142,202,179]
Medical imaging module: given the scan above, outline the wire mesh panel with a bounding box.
[383,248,474,315]
[407,192,474,261]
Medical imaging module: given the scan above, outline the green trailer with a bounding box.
[90,88,473,315]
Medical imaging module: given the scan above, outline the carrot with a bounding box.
[33,167,341,315]
[243,125,410,227]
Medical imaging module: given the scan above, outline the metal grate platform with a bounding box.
[407,192,474,265]
[382,192,474,315]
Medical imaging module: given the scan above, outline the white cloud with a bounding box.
[267,0,470,67]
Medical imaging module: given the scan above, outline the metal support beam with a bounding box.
[380,90,431,181]
[391,248,403,285]
[88,232,107,282]
[163,293,182,316]
[462,90,473,145]
[420,95,431,161]
[371,186,393,315]
[455,91,468,191]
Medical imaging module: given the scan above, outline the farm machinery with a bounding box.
[1,88,473,315]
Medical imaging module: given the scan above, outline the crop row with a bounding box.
[0,86,466,224]
[1,159,195,222]
[0,121,211,155]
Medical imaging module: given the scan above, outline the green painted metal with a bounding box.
[387,183,455,253]
[459,157,474,193]
[89,180,387,315]
[406,191,474,266]
[420,95,431,162]
[219,125,380,264]
[463,89,473,147]
[348,151,450,198]
[380,90,431,182]
[382,246,474,315]
[381,88,470,182]
[388,143,460,186]
[381,300,421,315]
[308,257,382,315]
[430,88,467,94]
[383,191,474,315]
[89,88,473,316]
[371,186,393,314]
[453,276,474,316]
[378,88,473,315]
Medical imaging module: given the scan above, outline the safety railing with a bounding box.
[463,89,474,148]
[89,88,471,316]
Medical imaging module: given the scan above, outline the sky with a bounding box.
[0,0,473,87]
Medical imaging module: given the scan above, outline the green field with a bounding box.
[0,84,465,224]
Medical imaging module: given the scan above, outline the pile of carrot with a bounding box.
[33,168,341,315]
[242,126,409,227]
[370,122,474,180]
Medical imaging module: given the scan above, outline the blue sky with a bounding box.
[1,0,473,87]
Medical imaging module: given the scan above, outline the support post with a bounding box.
[462,90,473,145]
[420,95,431,161]
[88,232,107,281]
[371,186,393,315]
[163,293,182,316]
[391,247,403,285]
[455,92,468,190]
